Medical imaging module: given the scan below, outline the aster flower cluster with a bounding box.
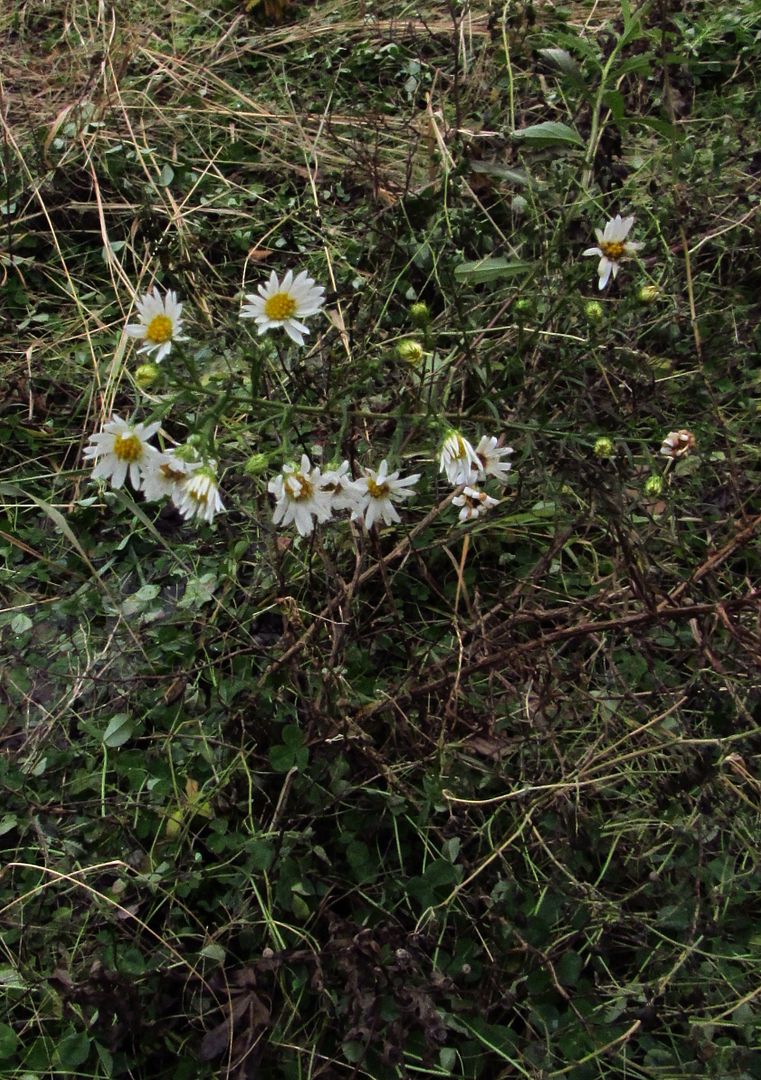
[82,414,224,524]
[84,245,680,542]
[439,431,513,522]
[268,455,420,537]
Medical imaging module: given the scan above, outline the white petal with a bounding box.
[582,247,602,258]
[283,322,305,345]
[112,460,129,489]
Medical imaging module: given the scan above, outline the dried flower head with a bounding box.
[660,429,696,459]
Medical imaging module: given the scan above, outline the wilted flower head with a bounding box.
[268,455,333,536]
[582,214,643,290]
[440,431,480,486]
[452,486,500,522]
[240,269,325,346]
[126,288,187,362]
[660,429,696,459]
[352,460,420,530]
[173,462,224,524]
[82,414,161,492]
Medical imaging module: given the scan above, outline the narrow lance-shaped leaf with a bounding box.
[511,121,584,148]
[454,258,533,284]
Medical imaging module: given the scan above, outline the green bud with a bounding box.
[171,443,198,465]
[644,474,664,497]
[244,452,269,476]
[513,297,533,316]
[638,284,660,304]
[397,339,425,364]
[185,433,204,450]
[134,363,160,389]
[584,300,604,324]
[594,437,614,459]
[409,301,430,327]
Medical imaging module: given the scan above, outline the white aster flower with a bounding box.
[320,460,363,514]
[582,214,643,290]
[141,450,201,502]
[172,463,224,524]
[439,431,480,486]
[474,435,514,484]
[126,287,187,361]
[353,460,420,530]
[453,486,500,522]
[268,455,334,536]
[82,414,161,491]
[240,269,325,346]
[659,429,696,460]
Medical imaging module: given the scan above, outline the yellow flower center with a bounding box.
[600,241,625,260]
[145,313,174,344]
[113,432,143,463]
[190,488,209,505]
[264,292,297,321]
[367,478,390,499]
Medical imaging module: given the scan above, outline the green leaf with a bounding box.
[511,121,584,147]
[0,1023,19,1060]
[537,47,584,80]
[603,89,627,121]
[453,258,533,284]
[269,729,309,772]
[56,1031,91,1070]
[636,115,683,140]
[11,613,33,635]
[467,161,536,186]
[556,951,583,986]
[0,814,17,837]
[158,163,174,186]
[102,713,134,748]
[134,584,161,603]
[342,1039,365,1064]
[200,943,226,964]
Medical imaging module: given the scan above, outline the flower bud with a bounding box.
[134,363,160,389]
[638,284,660,304]
[644,474,664,497]
[397,339,424,364]
[593,437,614,459]
[244,452,269,476]
[513,297,533,317]
[584,300,604,324]
[409,301,430,327]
